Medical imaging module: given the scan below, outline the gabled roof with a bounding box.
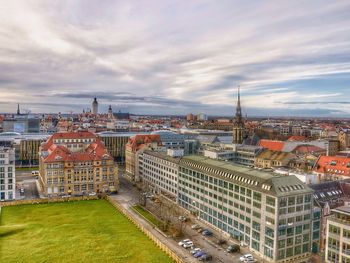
[256,149,295,161]
[315,156,350,176]
[292,144,325,154]
[288,135,306,141]
[41,132,112,163]
[126,134,162,151]
[259,139,285,151]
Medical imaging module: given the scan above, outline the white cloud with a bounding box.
[0,0,350,115]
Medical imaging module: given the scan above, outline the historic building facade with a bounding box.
[39,131,118,196]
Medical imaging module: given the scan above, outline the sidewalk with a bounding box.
[110,195,198,263]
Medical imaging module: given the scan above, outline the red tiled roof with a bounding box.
[315,156,350,176]
[126,134,162,151]
[51,131,96,139]
[259,139,285,151]
[292,144,325,154]
[41,132,112,163]
[288,135,306,142]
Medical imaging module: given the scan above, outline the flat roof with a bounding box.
[180,155,313,197]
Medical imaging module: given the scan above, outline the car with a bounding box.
[227,244,240,253]
[190,248,201,255]
[183,241,194,248]
[217,239,226,245]
[191,224,200,230]
[193,251,206,258]
[199,254,212,261]
[31,171,39,176]
[240,254,254,262]
[178,216,188,222]
[197,227,203,233]
[202,229,213,236]
[178,239,190,246]
[88,192,96,196]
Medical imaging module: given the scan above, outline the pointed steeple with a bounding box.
[233,86,245,144]
[235,86,242,123]
[17,103,20,115]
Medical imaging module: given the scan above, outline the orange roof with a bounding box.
[315,156,350,176]
[292,145,325,154]
[41,132,112,163]
[259,139,285,151]
[288,135,306,142]
[126,134,162,151]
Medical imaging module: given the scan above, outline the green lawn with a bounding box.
[131,205,163,228]
[15,167,38,171]
[0,200,174,263]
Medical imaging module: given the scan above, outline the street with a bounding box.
[15,170,40,200]
[115,175,251,263]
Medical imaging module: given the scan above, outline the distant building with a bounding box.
[151,130,185,149]
[108,105,114,119]
[39,131,118,196]
[3,115,40,133]
[255,149,295,169]
[186,113,194,122]
[339,129,350,151]
[196,113,208,121]
[0,147,15,200]
[125,134,163,181]
[92,97,98,115]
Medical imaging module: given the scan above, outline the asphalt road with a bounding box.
[116,175,248,263]
[15,170,40,200]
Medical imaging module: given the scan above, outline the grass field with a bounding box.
[132,205,163,228]
[0,200,174,263]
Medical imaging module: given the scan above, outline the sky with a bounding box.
[1,0,350,117]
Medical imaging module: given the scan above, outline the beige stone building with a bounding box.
[39,131,118,196]
[339,130,350,151]
[125,134,163,181]
[255,150,295,169]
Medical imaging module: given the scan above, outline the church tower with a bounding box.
[232,87,245,144]
[108,105,114,119]
[92,98,98,115]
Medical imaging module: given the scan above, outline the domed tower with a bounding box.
[108,105,114,119]
[232,87,245,144]
[92,98,98,115]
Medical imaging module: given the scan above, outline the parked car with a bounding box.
[193,251,206,258]
[202,229,213,236]
[197,227,203,233]
[199,254,212,261]
[191,224,200,230]
[178,239,190,246]
[190,248,201,255]
[240,254,254,262]
[183,241,194,248]
[217,239,226,245]
[227,244,240,253]
[178,216,188,222]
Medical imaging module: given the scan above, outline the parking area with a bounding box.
[143,196,256,262]
[15,170,40,199]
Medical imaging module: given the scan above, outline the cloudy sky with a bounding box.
[1,0,350,116]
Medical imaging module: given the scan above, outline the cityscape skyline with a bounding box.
[1,1,350,116]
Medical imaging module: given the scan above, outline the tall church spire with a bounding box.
[235,86,242,123]
[233,86,245,144]
[17,103,20,115]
